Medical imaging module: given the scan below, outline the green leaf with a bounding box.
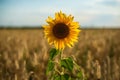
[54,74,70,80]
[61,57,73,71]
[49,48,59,60]
[54,74,61,80]
[46,60,55,75]
[61,74,70,80]
[77,71,83,79]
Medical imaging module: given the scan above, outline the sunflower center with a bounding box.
[53,23,69,39]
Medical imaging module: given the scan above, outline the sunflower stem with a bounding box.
[60,50,62,61]
[60,50,65,75]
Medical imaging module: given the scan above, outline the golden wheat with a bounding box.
[0,29,120,80]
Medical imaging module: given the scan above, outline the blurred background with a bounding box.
[0,0,120,27]
[0,0,120,80]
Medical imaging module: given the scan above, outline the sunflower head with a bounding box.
[43,11,81,50]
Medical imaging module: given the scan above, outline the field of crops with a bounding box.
[0,28,120,80]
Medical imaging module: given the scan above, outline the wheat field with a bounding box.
[0,28,120,80]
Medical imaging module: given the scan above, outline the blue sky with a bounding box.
[0,0,120,27]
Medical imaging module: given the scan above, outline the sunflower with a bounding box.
[43,11,81,50]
